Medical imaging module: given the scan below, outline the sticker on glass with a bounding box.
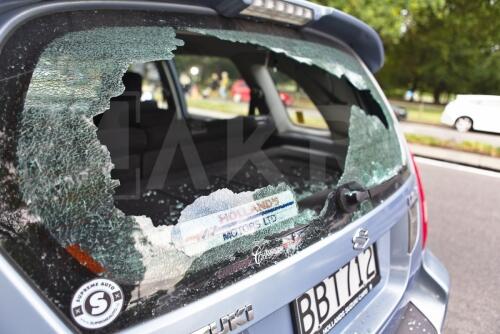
[71,278,124,329]
[172,190,298,256]
[252,227,305,266]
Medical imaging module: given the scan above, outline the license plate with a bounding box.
[292,245,380,334]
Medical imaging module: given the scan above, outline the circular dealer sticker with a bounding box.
[71,279,124,329]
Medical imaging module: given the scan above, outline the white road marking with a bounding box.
[415,156,500,179]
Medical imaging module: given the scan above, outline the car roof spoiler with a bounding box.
[211,0,384,72]
[0,0,384,72]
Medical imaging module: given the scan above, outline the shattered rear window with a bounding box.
[0,20,406,332]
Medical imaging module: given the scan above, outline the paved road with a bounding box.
[416,157,500,333]
[400,122,500,147]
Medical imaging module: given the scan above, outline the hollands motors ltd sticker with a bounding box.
[172,190,298,257]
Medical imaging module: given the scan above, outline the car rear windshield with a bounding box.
[0,11,406,332]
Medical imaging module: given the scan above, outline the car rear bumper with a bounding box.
[381,250,450,334]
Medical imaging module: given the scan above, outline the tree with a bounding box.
[313,0,435,44]
[404,0,500,102]
[311,0,500,102]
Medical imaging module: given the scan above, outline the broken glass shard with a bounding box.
[17,26,184,283]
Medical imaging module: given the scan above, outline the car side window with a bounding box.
[129,62,170,110]
[175,55,250,119]
[270,70,328,130]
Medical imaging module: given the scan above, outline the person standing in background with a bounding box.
[219,71,229,99]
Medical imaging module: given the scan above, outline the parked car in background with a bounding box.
[441,94,500,132]
[391,103,408,121]
[0,1,449,333]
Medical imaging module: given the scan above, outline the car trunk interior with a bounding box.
[96,104,344,227]
[91,34,382,228]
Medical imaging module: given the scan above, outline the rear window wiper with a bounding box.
[263,165,409,245]
[336,165,409,213]
[297,165,408,214]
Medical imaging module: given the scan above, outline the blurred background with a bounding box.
[315,0,499,103]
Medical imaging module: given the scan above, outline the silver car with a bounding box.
[0,0,449,333]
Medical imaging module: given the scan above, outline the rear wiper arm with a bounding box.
[265,167,410,242]
[336,166,408,213]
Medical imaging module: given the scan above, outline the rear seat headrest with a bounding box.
[100,72,143,127]
[121,72,142,95]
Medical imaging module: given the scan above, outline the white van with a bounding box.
[441,95,500,132]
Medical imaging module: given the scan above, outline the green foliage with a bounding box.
[402,102,444,124]
[314,0,441,43]
[312,0,500,102]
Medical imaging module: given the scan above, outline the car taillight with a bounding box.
[410,152,428,248]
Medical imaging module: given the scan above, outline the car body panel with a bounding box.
[0,253,74,334]
[0,174,448,334]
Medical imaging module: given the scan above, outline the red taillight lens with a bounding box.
[410,153,428,248]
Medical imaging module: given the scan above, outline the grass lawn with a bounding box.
[405,133,500,157]
[390,100,444,125]
[189,97,446,129]
[407,109,443,124]
[189,97,497,157]
[187,97,329,129]
[187,98,248,116]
